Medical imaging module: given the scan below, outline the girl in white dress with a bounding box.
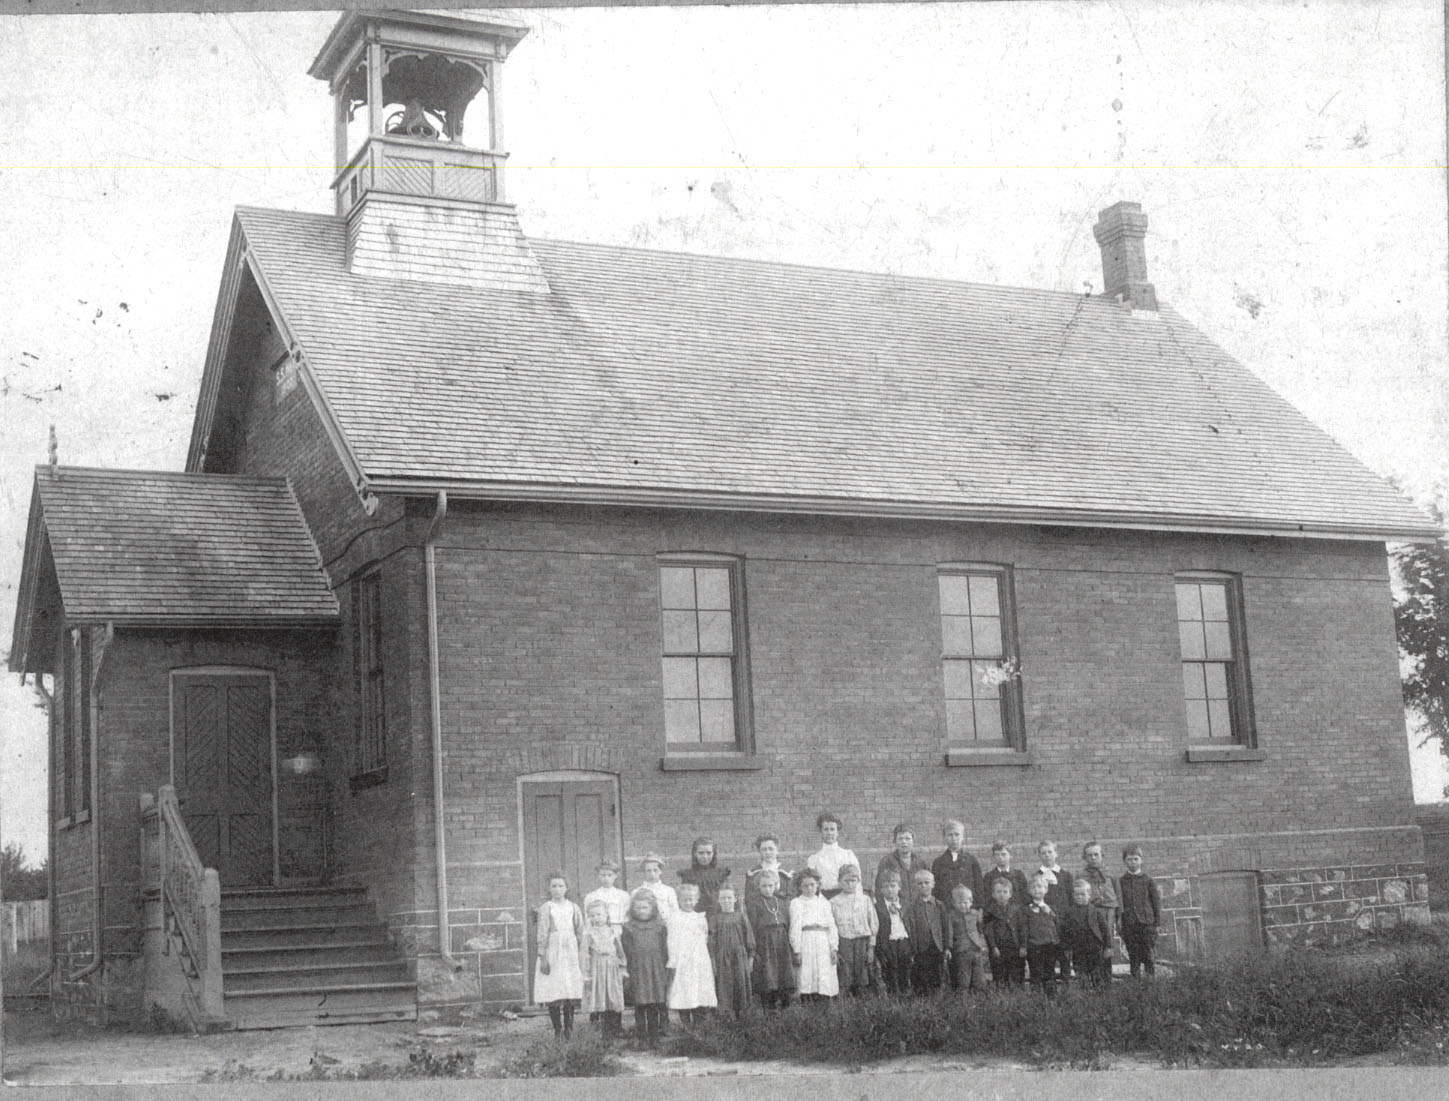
[637,852,679,918]
[665,883,717,1025]
[789,869,840,1001]
[533,872,585,1037]
[807,812,859,899]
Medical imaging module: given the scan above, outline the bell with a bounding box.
[389,98,438,140]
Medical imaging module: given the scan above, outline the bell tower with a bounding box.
[308,10,549,293]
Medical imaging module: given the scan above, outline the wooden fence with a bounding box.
[3,900,49,955]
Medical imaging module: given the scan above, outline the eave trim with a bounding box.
[362,476,1440,543]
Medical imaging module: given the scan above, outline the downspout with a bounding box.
[425,492,460,971]
[27,673,56,994]
[68,623,113,987]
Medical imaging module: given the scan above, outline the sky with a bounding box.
[0,2,1445,861]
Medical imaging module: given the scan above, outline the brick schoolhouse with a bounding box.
[8,11,1440,1028]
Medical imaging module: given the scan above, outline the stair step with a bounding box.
[229,1004,417,1031]
[222,923,386,950]
[225,961,412,993]
[222,887,368,912]
[222,903,377,930]
[222,941,398,969]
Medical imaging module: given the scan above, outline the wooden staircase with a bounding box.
[220,885,417,1030]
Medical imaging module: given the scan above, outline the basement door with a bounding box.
[520,778,620,1002]
[171,671,278,888]
[1198,872,1264,958]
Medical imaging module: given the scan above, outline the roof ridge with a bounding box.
[232,203,1148,307]
[35,464,292,486]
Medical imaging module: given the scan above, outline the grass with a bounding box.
[2,941,50,994]
[668,939,1449,1069]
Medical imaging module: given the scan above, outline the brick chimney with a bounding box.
[1092,201,1158,311]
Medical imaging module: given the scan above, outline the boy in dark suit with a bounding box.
[982,876,1027,986]
[903,869,948,994]
[1118,844,1162,977]
[1060,878,1113,985]
[873,870,912,996]
[932,819,983,909]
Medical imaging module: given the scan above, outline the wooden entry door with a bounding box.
[521,779,619,999]
[172,672,276,888]
[1199,872,1264,958]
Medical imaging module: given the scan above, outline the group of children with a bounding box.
[532,815,1163,1042]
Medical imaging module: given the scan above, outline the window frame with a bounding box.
[1174,571,1258,757]
[937,563,1028,764]
[655,554,759,768]
[351,566,388,788]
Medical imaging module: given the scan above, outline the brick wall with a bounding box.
[219,286,422,929]
[409,502,1418,1009]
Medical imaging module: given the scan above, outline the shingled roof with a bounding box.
[197,205,1434,541]
[8,466,337,672]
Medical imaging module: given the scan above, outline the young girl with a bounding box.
[580,899,628,1040]
[533,872,585,1038]
[745,870,795,1010]
[620,889,669,1047]
[678,837,732,914]
[637,852,679,918]
[708,883,755,1017]
[789,869,840,1002]
[665,882,717,1026]
[744,833,794,903]
[807,813,859,899]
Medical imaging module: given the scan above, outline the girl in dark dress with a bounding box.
[744,870,795,1010]
[708,883,755,1016]
[620,889,669,1046]
[678,837,732,914]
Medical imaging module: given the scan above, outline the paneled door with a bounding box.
[520,779,619,1000]
[172,672,276,888]
[1199,871,1264,958]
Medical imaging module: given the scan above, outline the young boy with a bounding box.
[1024,873,1062,995]
[932,819,984,909]
[982,840,1030,905]
[873,870,912,996]
[1059,878,1113,986]
[829,863,877,996]
[1118,844,1161,977]
[1034,841,1074,984]
[982,876,1026,986]
[1080,841,1118,972]
[945,884,988,992]
[903,869,948,994]
[875,824,922,898]
[584,859,632,930]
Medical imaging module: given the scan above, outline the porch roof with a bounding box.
[8,466,337,672]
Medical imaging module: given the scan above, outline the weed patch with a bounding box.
[489,1033,624,1078]
[668,942,1449,1069]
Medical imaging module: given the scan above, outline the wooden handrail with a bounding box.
[144,785,224,1022]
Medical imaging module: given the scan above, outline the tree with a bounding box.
[0,843,47,901]
[1393,508,1449,793]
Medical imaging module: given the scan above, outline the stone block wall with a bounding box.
[1261,863,1431,945]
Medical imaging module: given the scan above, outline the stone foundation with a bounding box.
[1260,863,1430,946]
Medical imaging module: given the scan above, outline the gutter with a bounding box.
[425,492,460,971]
[67,622,114,987]
[361,476,1443,544]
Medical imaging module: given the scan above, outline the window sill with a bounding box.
[349,767,388,793]
[946,748,1033,767]
[1185,746,1265,763]
[659,754,766,772]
